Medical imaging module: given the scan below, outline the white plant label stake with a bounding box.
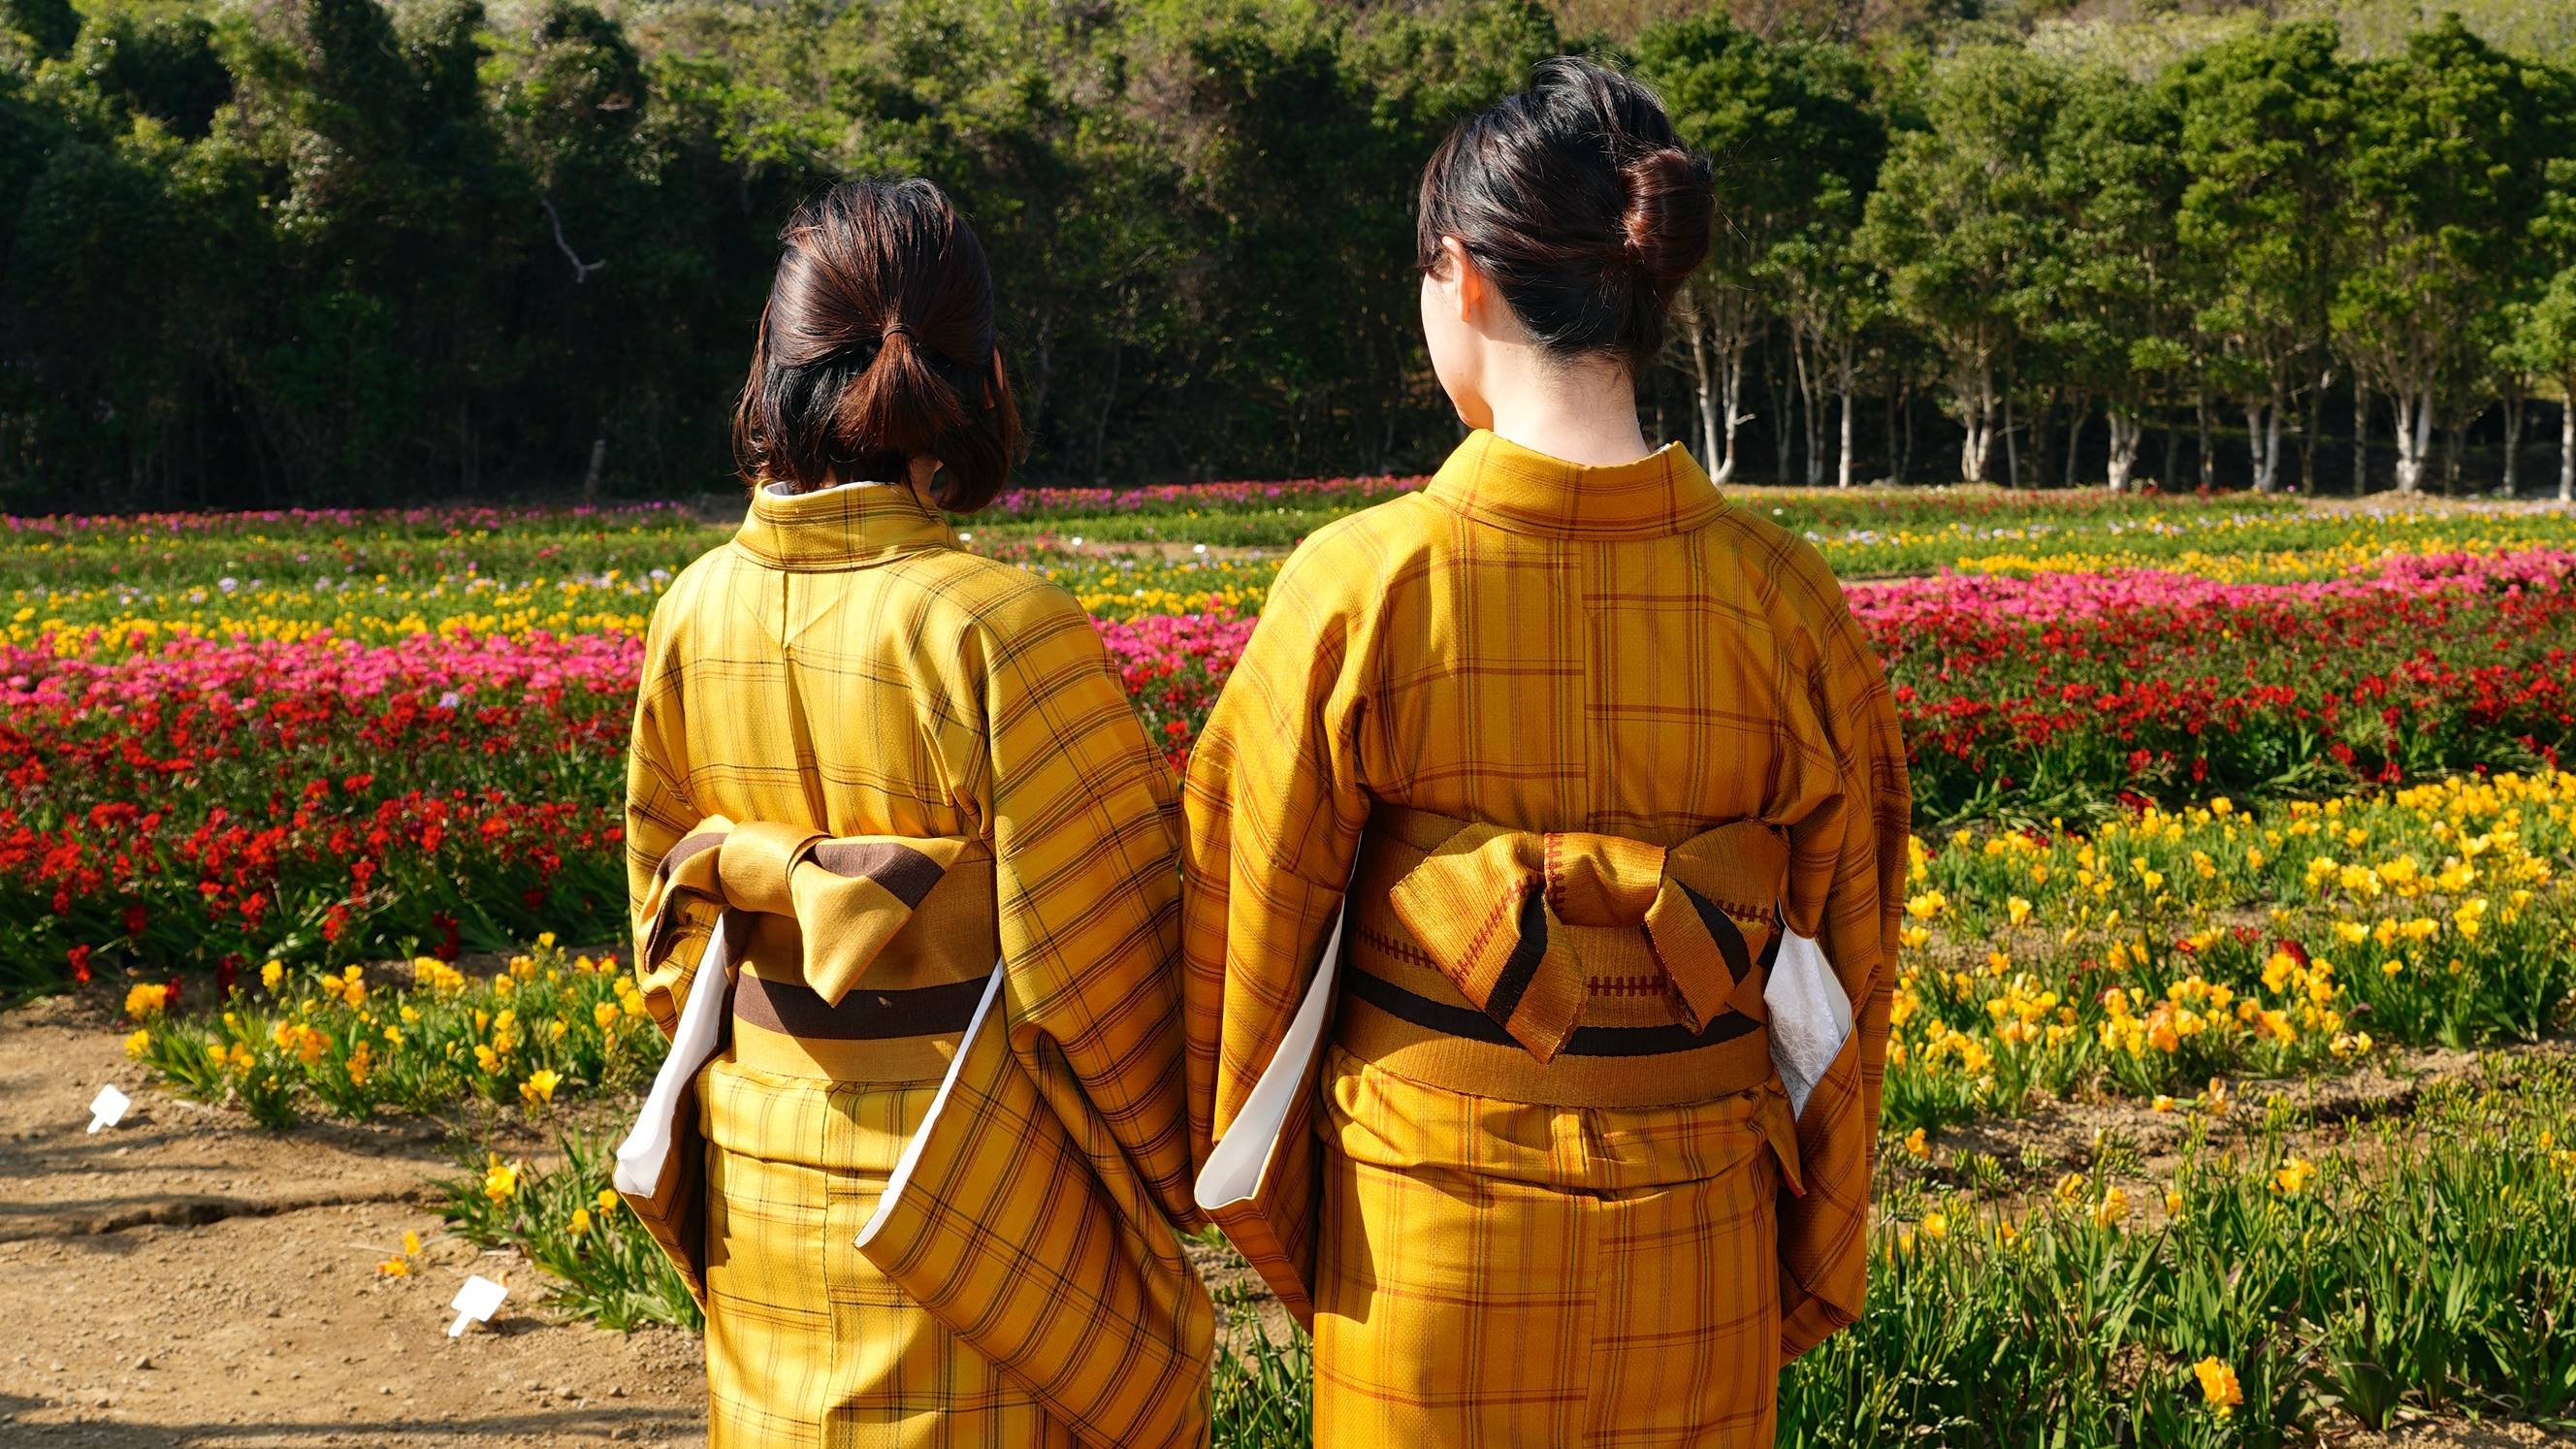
[86,1084,130,1135]
[447,1274,507,1337]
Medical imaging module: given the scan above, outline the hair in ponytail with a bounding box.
[732,178,1024,509]
[1415,56,1714,367]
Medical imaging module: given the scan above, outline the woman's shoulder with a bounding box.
[1271,492,1445,609]
[1702,500,1853,628]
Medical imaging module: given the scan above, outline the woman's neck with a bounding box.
[1479,353,1654,467]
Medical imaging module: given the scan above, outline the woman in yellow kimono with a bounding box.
[1180,60,1911,1446]
[620,178,1210,1448]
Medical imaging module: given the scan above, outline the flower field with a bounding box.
[17,483,2576,1443]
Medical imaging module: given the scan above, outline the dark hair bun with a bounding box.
[1620,145,1715,286]
[1416,56,1713,366]
[732,178,1025,510]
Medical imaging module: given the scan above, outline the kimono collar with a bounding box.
[731,479,960,570]
[1422,429,1726,540]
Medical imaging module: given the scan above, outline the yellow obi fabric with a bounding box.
[1342,803,1796,1111]
[639,816,998,1083]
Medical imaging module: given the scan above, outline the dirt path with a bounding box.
[0,993,708,1447]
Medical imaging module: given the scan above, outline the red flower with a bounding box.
[67,944,92,984]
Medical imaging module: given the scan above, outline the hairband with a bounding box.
[881,322,913,339]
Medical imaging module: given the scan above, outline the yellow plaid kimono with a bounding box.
[626,480,1212,1448]
[1181,431,1911,1444]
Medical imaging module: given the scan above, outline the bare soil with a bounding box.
[0,991,707,1447]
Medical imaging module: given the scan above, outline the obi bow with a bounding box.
[637,816,970,1008]
[1387,821,1789,1062]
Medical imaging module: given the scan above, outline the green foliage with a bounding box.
[436,1133,703,1333]
[6,2,2576,503]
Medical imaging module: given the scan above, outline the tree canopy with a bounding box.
[3,0,2573,509]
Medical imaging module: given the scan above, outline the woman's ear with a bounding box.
[1438,237,1483,325]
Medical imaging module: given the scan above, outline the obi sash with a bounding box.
[616,817,1212,1449]
[1197,803,1861,1333]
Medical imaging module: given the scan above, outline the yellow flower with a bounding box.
[567,1208,593,1239]
[1903,1128,1928,1160]
[2006,896,2033,927]
[2092,1186,2130,1228]
[261,959,284,992]
[483,1156,519,1203]
[124,1028,151,1060]
[344,1041,373,1085]
[124,983,170,1021]
[2194,1357,2243,1418]
[593,1001,621,1031]
[596,1188,620,1215]
[2272,1157,2315,1197]
[402,1231,422,1257]
[1919,1211,1948,1241]
[1905,890,1948,921]
[2165,1187,2184,1215]
[2053,1173,2087,1206]
[377,1257,411,1278]
[536,932,558,950]
[519,1069,561,1108]
[2150,1094,2175,1112]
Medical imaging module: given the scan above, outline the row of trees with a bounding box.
[4,0,2573,507]
[1658,13,2576,499]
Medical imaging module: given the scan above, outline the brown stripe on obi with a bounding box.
[734,969,986,1041]
[1335,924,1783,1110]
[1343,969,1764,1057]
[807,839,947,907]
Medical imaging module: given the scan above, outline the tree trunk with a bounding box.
[1884,381,1900,485]
[2160,417,2180,488]
[1802,335,1829,487]
[2195,393,2215,490]
[582,434,605,503]
[2392,385,2430,495]
[2002,378,2020,488]
[2562,386,2575,501]
[2501,386,2525,497]
[2244,403,2269,492]
[2063,397,2084,490]
[1958,366,1994,483]
[1764,341,1790,483]
[1685,310,1719,468]
[2263,380,2286,493]
[2028,387,2056,492]
[2106,408,2141,493]
[1836,339,1857,489]
[2301,365,2331,495]
[1900,382,1916,483]
[2353,376,2370,495]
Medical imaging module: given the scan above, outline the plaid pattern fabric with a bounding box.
[699,1055,1075,1448]
[855,968,1213,1449]
[628,480,1208,1445]
[1181,430,1912,1367]
[1313,1045,1787,1446]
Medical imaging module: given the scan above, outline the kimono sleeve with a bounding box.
[1177,531,1374,1166]
[1777,579,1914,1361]
[625,592,705,1035]
[977,588,1201,1227]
